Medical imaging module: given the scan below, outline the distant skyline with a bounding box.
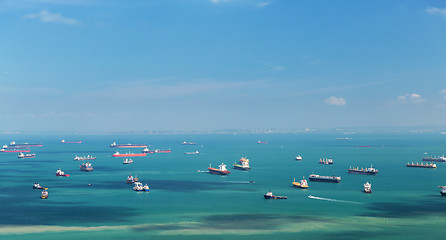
[1,0,446,132]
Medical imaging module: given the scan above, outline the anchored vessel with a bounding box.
[74,155,96,161]
[233,157,251,170]
[185,151,200,155]
[55,169,70,177]
[33,182,47,190]
[439,186,446,196]
[1,148,30,153]
[181,141,196,145]
[80,162,93,172]
[319,158,333,165]
[142,148,155,153]
[406,162,437,168]
[309,174,341,183]
[9,141,43,147]
[126,174,136,184]
[110,142,147,148]
[264,191,287,199]
[133,182,150,191]
[348,165,378,175]
[422,155,446,162]
[61,140,82,143]
[363,182,372,193]
[257,141,268,144]
[40,190,48,199]
[113,151,146,157]
[123,158,133,164]
[208,163,231,175]
[295,155,302,161]
[154,149,171,153]
[18,153,35,158]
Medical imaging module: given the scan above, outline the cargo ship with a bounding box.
[55,169,69,177]
[18,153,35,158]
[2,144,29,149]
[9,141,43,147]
[233,157,251,170]
[439,186,446,196]
[133,182,150,192]
[422,155,446,162]
[319,158,333,165]
[292,177,308,188]
[80,162,93,172]
[61,140,82,143]
[406,162,437,168]
[181,141,196,145]
[309,174,341,183]
[74,155,96,161]
[264,191,287,199]
[208,163,230,175]
[110,142,147,148]
[0,148,31,153]
[363,182,372,193]
[123,158,133,164]
[142,148,155,153]
[112,151,147,157]
[154,149,171,153]
[347,165,378,175]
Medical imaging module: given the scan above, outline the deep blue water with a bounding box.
[0,133,445,239]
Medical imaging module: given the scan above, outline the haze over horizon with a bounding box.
[2,0,446,132]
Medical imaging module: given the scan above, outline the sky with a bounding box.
[1,0,446,133]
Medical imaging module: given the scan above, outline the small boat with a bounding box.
[40,190,48,199]
[55,169,69,177]
[439,186,446,196]
[363,182,372,193]
[80,162,93,172]
[233,157,251,170]
[133,182,150,191]
[185,151,200,155]
[126,174,135,184]
[33,182,47,190]
[295,155,302,161]
[208,163,231,175]
[319,158,333,165]
[264,191,287,199]
[18,153,35,158]
[112,151,146,157]
[123,158,133,164]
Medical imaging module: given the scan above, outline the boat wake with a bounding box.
[308,195,361,204]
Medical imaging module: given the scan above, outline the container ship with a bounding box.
[113,151,147,157]
[0,148,30,153]
[422,155,446,162]
[61,140,82,143]
[309,174,341,183]
[9,141,43,147]
[406,162,437,168]
[347,165,378,175]
[110,142,147,148]
[233,157,251,170]
[181,141,196,145]
[208,163,230,175]
[18,153,35,158]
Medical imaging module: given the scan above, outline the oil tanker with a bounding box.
[112,151,147,157]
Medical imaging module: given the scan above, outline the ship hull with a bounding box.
[2,149,31,153]
[309,177,340,183]
[233,164,251,170]
[347,170,378,175]
[406,165,436,168]
[208,168,230,175]
[264,195,287,199]
[422,158,446,162]
[113,153,147,157]
[441,192,446,196]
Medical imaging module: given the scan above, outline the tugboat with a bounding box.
[80,162,93,172]
[133,182,150,191]
[363,182,372,193]
[55,169,69,177]
[208,163,231,175]
[406,162,437,168]
[40,190,48,199]
[295,155,302,161]
[123,158,133,164]
[18,152,35,158]
[319,158,333,165]
[439,186,446,196]
[33,182,47,190]
[300,177,309,189]
[233,157,251,170]
[126,174,135,184]
[348,165,378,175]
[264,191,287,199]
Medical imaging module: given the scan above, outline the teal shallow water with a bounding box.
[0,133,445,239]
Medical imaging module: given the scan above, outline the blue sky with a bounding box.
[1,0,446,132]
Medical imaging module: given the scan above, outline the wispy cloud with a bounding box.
[209,0,231,4]
[397,93,425,104]
[426,7,446,16]
[23,10,80,25]
[256,2,271,8]
[440,89,446,100]
[325,96,346,106]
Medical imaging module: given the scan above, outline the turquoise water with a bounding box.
[0,133,445,239]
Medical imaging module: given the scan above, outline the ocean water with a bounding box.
[0,133,445,239]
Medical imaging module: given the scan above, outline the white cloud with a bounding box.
[23,10,79,25]
[426,7,446,16]
[397,93,425,104]
[440,89,446,99]
[325,96,346,106]
[209,0,231,4]
[257,2,271,8]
